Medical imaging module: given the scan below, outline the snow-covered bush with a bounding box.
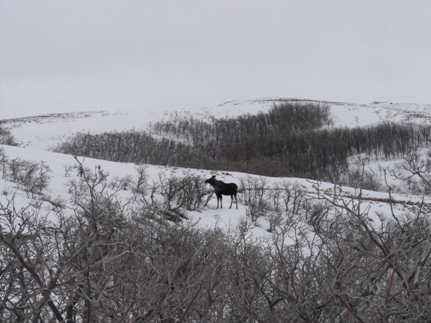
[4,156,52,197]
[0,125,17,146]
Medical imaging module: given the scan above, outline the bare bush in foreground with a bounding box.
[2,157,431,321]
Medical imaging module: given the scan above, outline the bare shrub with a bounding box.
[240,176,273,222]
[3,152,431,321]
[148,173,211,221]
[0,125,18,146]
[5,157,52,197]
[341,156,382,191]
[280,180,306,214]
[0,147,7,179]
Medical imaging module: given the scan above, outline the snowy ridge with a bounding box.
[4,98,431,150]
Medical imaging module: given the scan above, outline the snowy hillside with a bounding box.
[4,98,431,150]
[2,98,431,321]
[1,141,428,240]
[2,97,431,237]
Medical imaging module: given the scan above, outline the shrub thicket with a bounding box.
[2,156,431,321]
[54,102,431,181]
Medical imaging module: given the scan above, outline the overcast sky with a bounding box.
[1,0,431,119]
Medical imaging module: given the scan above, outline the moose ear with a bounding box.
[212,175,216,179]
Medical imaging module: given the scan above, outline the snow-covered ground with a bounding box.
[2,98,431,243]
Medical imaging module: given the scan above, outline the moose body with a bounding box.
[205,175,238,209]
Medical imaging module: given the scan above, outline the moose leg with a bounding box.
[229,194,238,209]
[216,194,222,209]
[232,194,237,209]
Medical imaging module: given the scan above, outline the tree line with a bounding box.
[54,102,431,182]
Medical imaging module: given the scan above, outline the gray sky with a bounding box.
[1,0,431,119]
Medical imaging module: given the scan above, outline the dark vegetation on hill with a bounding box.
[55,102,431,182]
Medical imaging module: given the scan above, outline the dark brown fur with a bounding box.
[205,175,238,209]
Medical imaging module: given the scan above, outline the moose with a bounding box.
[205,175,238,209]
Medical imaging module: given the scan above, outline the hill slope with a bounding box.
[2,98,431,321]
[4,98,431,150]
